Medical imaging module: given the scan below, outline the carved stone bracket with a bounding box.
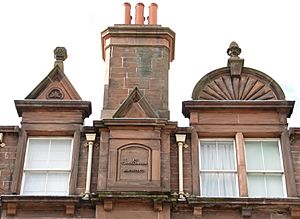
[193,206,203,219]
[242,207,252,219]
[291,207,300,219]
[7,202,17,216]
[104,200,113,212]
[153,200,163,212]
[65,204,75,216]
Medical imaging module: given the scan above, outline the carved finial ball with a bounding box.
[227,41,241,58]
[54,47,68,61]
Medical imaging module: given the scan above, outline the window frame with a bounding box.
[244,138,287,198]
[199,138,239,197]
[20,136,74,196]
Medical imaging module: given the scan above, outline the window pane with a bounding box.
[23,172,46,195]
[201,140,235,170]
[201,141,218,170]
[266,175,284,197]
[218,141,235,170]
[48,139,72,169]
[219,173,237,197]
[26,139,49,169]
[245,141,263,170]
[46,173,69,195]
[248,175,266,197]
[201,173,219,196]
[201,173,237,197]
[262,141,282,171]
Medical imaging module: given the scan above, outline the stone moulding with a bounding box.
[14,100,92,118]
[182,100,295,118]
[101,25,176,62]
[192,67,286,101]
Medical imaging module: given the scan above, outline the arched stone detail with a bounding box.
[192,67,285,100]
[117,144,151,181]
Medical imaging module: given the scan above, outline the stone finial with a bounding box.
[227,41,244,76]
[54,47,68,61]
[227,41,241,59]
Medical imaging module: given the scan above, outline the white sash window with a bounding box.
[245,139,286,197]
[199,140,238,197]
[21,137,73,195]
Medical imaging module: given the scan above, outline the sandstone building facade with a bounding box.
[1,3,300,219]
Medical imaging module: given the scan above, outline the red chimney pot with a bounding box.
[135,3,145,24]
[148,3,158,25]
[124,2,131,24]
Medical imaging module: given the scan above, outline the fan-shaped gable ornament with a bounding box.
[192,42,285,101]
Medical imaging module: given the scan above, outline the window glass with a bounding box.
[245,140,285,198]
[200,140,237,197]
[262,141,281,170]
[22,137,72,196]
[247,174,265,197]
[245,141,263,170]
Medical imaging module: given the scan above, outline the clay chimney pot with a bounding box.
[124,2,131,24]
[148,3,158,25]
[135,3,145,24]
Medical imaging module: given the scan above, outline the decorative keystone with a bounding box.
[227,41,241,59]
[54,47,68,61]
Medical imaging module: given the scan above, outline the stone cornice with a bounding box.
[14,100,92,118]
[182,100,295,118]
[101,25,175,62]
[0,126,19,133]
[94,118,177,129]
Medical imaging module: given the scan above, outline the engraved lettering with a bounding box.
[121,158,147,166]
[124,169,145,173]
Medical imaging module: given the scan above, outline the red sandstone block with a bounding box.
[110,78,125,89]
[125,77,150,89]
[123,61,137,68]
[5,152,16,160]
[110,57,123,67]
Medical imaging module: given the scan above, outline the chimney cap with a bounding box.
[54,47,68,61]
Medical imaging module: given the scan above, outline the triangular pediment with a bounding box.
[25,65,81,100]
[113,87,158,118]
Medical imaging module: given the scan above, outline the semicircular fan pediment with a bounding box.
[192,67,285,100]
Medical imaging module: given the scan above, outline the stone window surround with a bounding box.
[191,130,296,197]
[11,128,81,195]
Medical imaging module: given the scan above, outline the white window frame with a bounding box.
[199,138,239,197]
[21,137,73,196]
[244,138,287,197]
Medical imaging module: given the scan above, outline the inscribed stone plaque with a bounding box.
[118,145,150,181]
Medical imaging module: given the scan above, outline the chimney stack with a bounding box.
[148,3,158,25]
[135,3,145,24]
[124,2,131,24]
[101,3,175,118]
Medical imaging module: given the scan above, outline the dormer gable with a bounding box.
[113,87,158,118]
[25,47,81,100]
[192,42,285,101]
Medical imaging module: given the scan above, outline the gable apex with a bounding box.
[113,87,158,118]
[25,64,81,100]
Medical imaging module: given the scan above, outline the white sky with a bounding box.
[0,0,300,128]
